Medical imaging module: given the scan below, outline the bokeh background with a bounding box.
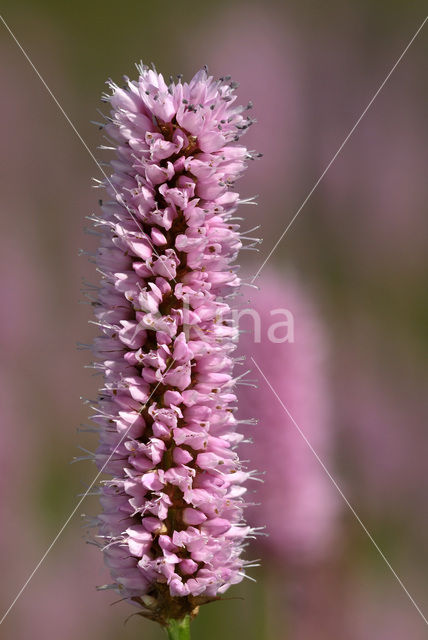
[0,1,427,638]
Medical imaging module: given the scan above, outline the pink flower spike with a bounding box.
[86,63,260,626]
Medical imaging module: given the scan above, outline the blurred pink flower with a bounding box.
[334,338,428,526]
[237,269,339,563]
[191,6,304,246]
[321,110,428,270]
[0,38,115,640]
[302,27,428,271]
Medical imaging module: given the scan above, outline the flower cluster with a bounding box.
[88,65,257,624]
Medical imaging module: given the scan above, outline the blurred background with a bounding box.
[0,1,427,638]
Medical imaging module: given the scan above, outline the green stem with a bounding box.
[166,615,191,640]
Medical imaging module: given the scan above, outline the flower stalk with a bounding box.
[166,615,191,640]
